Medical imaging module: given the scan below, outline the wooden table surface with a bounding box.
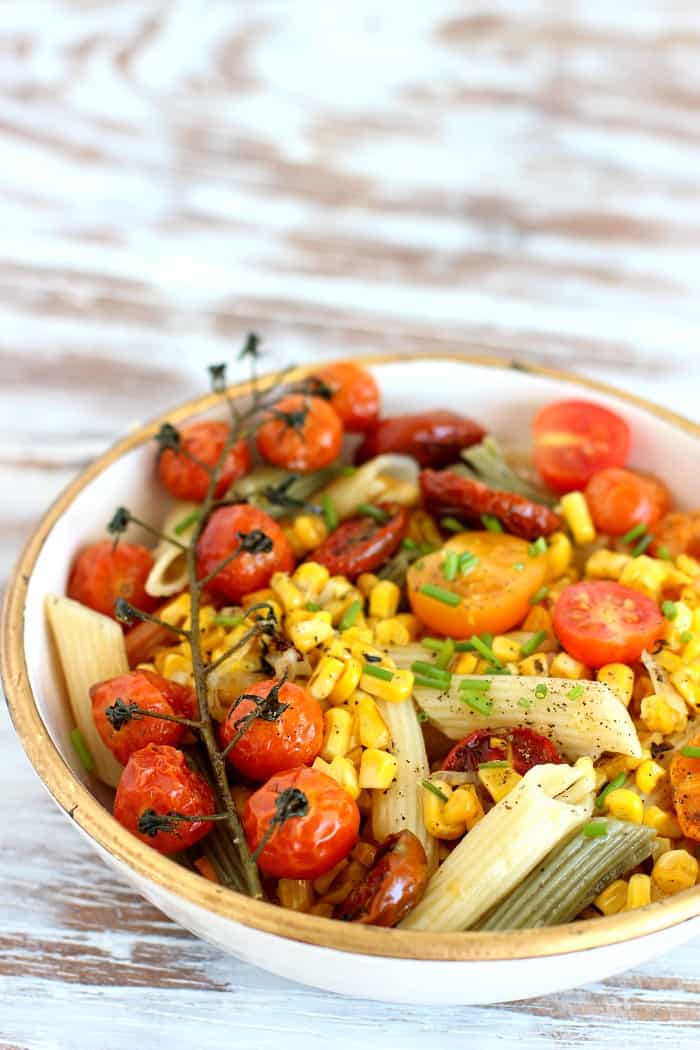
[2,2,700,1047]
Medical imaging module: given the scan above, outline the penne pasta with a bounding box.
[318,454,419,520]
[145,502,198,597]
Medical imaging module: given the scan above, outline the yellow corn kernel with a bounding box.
[292,514,328,553]
[308,655,346,700]
[320,707,354,761]
[546,531,573,580]
[328,657,363,705]
[277,879,314,912]
[315,755,360,800]
[595,878,628,916]
[663,601,693,648]
[160,592,192,626]
[442,784,484,830]
[357,573,380,598]
[492,636,522,663]
[657,650,683,673]
[327,588,365,628]
[549,652,589,680]
[585,549,631,581]
[560,491,596,545]
[652,850,699,895]
[394,613,419,640]
[340,625,374,648]
[292,560,331,596]
[619,555,668,600]
[356,694,391,750]
[160,651,192,680]
[478,766,523,803]
[422,780,465,839]
[680,585,700,610]
[644,805,682,839]
[640,692,687,735]
[369,580,401,620]
[240,587,275,611]
[677,554,700,578]
[518,653,551,677]
[596,663,634,707]
[453,651,479,675]
[270,572,304,612]
[546,569,580,604]
[635,759,666,794]
[359,748,398,790]
[360,667,413,704]
[625,873,652,910]
[373,617,411,647]
[287,616,336,654]
[671,665,700,710]
[605,788,644,823]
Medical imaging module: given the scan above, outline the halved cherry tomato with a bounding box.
[421,469,561,540]
[651,511,700,561]
[584,468,670,536]
[313,361,380,434]
[256,394,343,472]
[243,766,360,879]
[67,540,157,622]
[310,507,407,578]
[219,678,324,781]
[356,411,485,468]
[407,532,548,638]
[533,400,630,494]
[670,734,700,840]
[196,504,294,602]
[91,669,197,765]
[553,580,663,668]
[158,421,251,501]
[113,743,215,855]
[442,728,561,775]
[335,831,428,926]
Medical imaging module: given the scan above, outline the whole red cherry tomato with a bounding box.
[113,743,215,854]
[67,540,156,622]
[256,395,343,472]
[532,400,630,494]
[313,361,380,434]
[310,507,407,578]
[356,411,484,468]
[158,421,251,501]
[243,766,360,879]
[442,728,561,775]
[91,669,197,765]
[196,504,294,602]
[335,831,428,926]
[553,580,663,668]
[219,678,324,781]
[650,511,700,561]
[584,468,670,537]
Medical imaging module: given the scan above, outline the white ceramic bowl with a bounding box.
[4,353,700,1005]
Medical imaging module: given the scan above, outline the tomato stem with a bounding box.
[113,599,191,638]
[105,697,202,731]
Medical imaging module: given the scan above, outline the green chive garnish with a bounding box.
[583,821,608,838]
[521,630,548,657]
[339,599,362,631]
[528,537,547,557]
[481,514,503,533]
[419,583,461,607]
[461,692,494,715]
[422,780,448,802]
[534,684,548,699]
[70,727,95,772]
[402,537,419,550]
[411,660,451,683]
[470,635,504,668]
[440,516,464,533]
[421,637,447,652]
[357,503,389,524]
[414,675,448,690]
[454,633,493,652]
[479,760,509,769]
[662,600,678,621]
[338,465,357,476]
[173,509,201,536]
[305,601,322,612]
[213,614,244,627]
[321,493,338,531]
[529,586,549,605]
[458,678,491,692]
[458,551,479,575]
[517,697,533,709]
[567,684,584,700]
[435,639,456,670]
[513,561,526,571]
[621,522,647,544]
[657,545,672,561]
[443,551,459,582]
[362,663,394,681]
[632,534,653,557]
[680,745,700,759]
[681,630,694,644]
[595,771,627,809]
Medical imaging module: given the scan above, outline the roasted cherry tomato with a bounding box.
[67,540,157,622]
[313,361,380,434]
[533,400,630,494]
[421,469,562,541]
[196,504,294,602]
[356,411,484,468]
[158,421,251,501]
[553,580,663,668]
[651,511,700,561]
[256,394,343,472]
[113,743,215,855]
[407,532,547,638]
[92,669,197,765]
[670,734,700,841]
[442,728,561,775]
[584,468,670,537]
[335,831,428,927]
[219,678,324,781]
[310,507,407,578]
[243,766,360,879]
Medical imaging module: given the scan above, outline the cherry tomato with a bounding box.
[553,580,663,668]
[219,678,324,781]
[533,400,631,494]
[335,831,428,926]
[442,728,561,775]
[356,411,484,468]
[651,511,700,561]
[158,421,251,501]
[196,504,294,602]
[67,540,157,622]
[407,532,547,638]
[584,468,670,537]
[310,507,407,578]
[256,395,343,472]
[313,361,380,434]
[243,766,359,879]
[91,669,196,765]
[670,733,700,840]
[113,743,215,855]
[421,469,561,541]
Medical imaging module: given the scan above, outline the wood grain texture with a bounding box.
[2,1,700,1047]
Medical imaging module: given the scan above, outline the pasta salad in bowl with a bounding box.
[4,347,700,1004]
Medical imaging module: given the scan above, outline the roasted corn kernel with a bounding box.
[643,805,682,839]
[369,580,401,619]
[549,652,589,680]
[442,784,484,830]
[546,530,573,580]
[308,654,346,700]
[518,653,551,676]
[625,873,652,910]
[358,748,398,790]
[360,667,414,704]
[320,707,354,760]
[422,780,465,840]
[492,636,522,663]
[560,491,596,545]
[453,651,479,675]
[595,879,628,916]
[356,694,391,750]
[652,850,699,894]
[288,615,336,653]
[478,765,523,802]
[290,514,328,554]
[357,573,380,598]
[619,555,668,600]
[373,617,412,647]
[585,549,631,580]
[671,665,700,710]
[635,759,666,794]
[596,663,634,707]
[328,657,363,705]
[640,692,687,735]
[605,788,644,823]
[292,560,331,598]
[313,754,361,800]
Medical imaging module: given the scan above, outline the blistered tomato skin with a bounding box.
[651,511,700,561]
[421,469,562,540]
[310,507,407,578]
[220,679,324,781]
[91,669,197,765]
[67,540,157,622]
[356,411,485,468]
[670,734,700,840]
[336,831,429,927]
[158,421,251,501]
[442,728,561,775]
[553,580,664,668]
[313,361,380,434]
[256,394,343,472]
[243,766,360,879]
[533,400,631,494]
[196,504,294,602]
[113,744,215,855]
[585,468,670,536]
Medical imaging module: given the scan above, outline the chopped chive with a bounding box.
[414,674,449,690]
[583,820,608,838]
[632,534,653,557]
[440,516,464,533]
[529,586,549,605]
[461,692,494,715]
[528,537,547,557]
[458,677,491,692]
[513,561,526,571]
[421,637,447,652]
[521,630,548,657]
[411,660,451,683]
[435,639,456,670]
[338,465,357,476]
[680,745,700,759]
[419,583,461,607]
[567,684,584,700]
[402,537,419,550]
[621,522,647,544]
[339,599,362,631]
[662,600,678,621]
[422,779,448,802]
[305,601,322,612]
[681,630,694,644]
[595,771,627,809]
[657,544,672,561]
[534,683,548,699]
[213,613,244,627]
[458,551,479,575]
[173,509,201,536]
[470,635,504,668]
[321,493,338,531]
[362,663,393,681]
[417,709,429,723]
[443,551,459,582]
[481,514,503,533]
[455,633,493,652]
[70,727,95,772]
[420,542,437,555]
[517,697,533,709]
[479,760,509,769]
[357,503,389,524]
[488,665,512,675]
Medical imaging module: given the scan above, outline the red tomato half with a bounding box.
[356,411,484,468]
[196,504,294,602]
[313,361,380,434]
[243,766,360,879]
[533,400,630,494]
[585,468,670,537]
[219,678,324,781]
[442,728,561,775]
[553,580,663,668]
[158,421,251,501]
[67,540,156,622]
[256,395,343,472]
[310,507,407,578]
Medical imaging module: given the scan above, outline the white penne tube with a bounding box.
[319,455,419,520]
[400,760,595,931]
[372,698,439,873]
[145,502,198,598]
[46,594,127,787]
